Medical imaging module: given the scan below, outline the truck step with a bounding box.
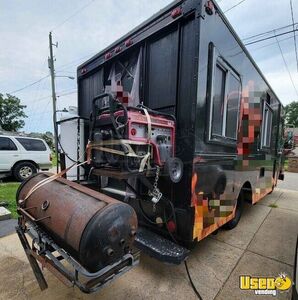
[134,227,189,265]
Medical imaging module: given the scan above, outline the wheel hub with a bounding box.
[19,166,33,178]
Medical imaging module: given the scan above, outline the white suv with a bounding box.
[0,135,52,181]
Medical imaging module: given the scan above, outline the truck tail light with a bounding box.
[125,38,133,47]
[49,154,52,162]
[105,52,113,60]
[115,46,122,53]
[171,7,182,18]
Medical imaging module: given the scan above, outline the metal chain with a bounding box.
[148,166,162,208]
[153,165,160,190]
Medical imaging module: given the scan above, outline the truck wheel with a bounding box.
[223,191,244,230]
[13,162,37,182]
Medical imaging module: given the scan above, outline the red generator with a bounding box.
[88,93,182,181]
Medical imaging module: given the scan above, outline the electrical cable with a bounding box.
[8,75,50,94]
[223,0,247,13]
[162,197,203,299]
[184,261,203,300]
[245,28,298,45]
[51,0,97,31]
[275,33,298,98]
[242,23,297,42]
[249,35,293,52]
[290,0,298,72]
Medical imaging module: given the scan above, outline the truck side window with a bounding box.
[0,137,17,151]
[261,101,273,148]
[211,64,226,136]
[225,74,241,139]
[209,45,241,142]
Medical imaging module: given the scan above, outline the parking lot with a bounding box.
[0,180,297,300]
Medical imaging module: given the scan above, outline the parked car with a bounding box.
[0,135,52,181]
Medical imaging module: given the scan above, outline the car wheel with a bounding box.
[13,162,37,182]
[223,190,244,230]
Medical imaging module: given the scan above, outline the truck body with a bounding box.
[76,0,284,246]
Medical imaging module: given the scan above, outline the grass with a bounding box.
[269,204,278,208]
[284,159,288,171]
[52,151,58,167]
[0,182,20,219]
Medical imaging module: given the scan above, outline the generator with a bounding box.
[87,93,182,182]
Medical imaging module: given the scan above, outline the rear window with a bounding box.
[16,138,47,151]
[0,137,17,151]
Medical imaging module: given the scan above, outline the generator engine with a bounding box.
[88,93,181,180]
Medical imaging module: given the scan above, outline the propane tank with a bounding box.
[16,173,137,273]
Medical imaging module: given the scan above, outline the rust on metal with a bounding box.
[17,172,138,273]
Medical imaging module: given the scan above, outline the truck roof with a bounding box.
[77,0,181,71]
[77,0,282,106]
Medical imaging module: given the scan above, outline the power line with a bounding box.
[8,75,50,94]
[242,23,297,42]
[224,0,247,13]
[56,52,96,70]
[290,0,298,71]
[245,28,298,46]
[250,35,293,52]
[51,0,96,31]
[275,34,298,98]
[57,90,77,98]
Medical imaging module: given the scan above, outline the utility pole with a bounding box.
[48,32,59,173]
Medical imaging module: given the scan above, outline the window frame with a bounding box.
[207,45,242,146]
[0,137,18,151]
[260,101,273,149]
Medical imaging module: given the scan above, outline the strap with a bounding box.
[142,108,152,170]
[24,160,87,201]
[87,108,153,172]
[143,108,152,141]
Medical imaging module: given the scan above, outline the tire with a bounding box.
[223,191,244,230]
[13,162,37,182]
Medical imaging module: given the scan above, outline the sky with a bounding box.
[0,0,298,133]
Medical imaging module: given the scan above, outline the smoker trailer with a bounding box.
[16,0,285,294]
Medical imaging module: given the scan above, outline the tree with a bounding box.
[42,132,54,150]
[0,93,27,131]
[285,101,298,127]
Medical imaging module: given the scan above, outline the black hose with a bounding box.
[184,261,203,300]
[138,199,160,225]
[161,197,203,300]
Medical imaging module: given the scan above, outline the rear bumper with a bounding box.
[39,163,52,171]
[134,227,189,264]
